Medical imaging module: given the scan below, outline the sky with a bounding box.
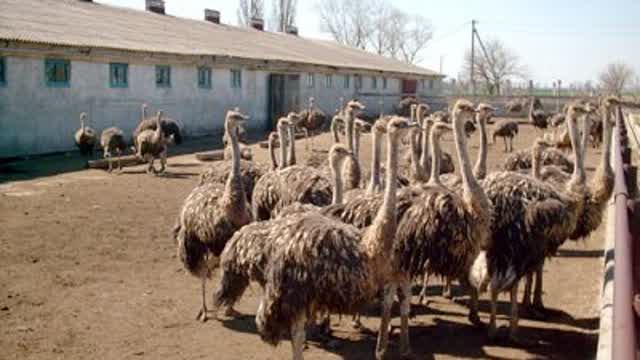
[96,0,640,86]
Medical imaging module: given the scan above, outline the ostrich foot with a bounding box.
[196,307,208,323]
[442,288,452,300]
[352,319,363,331]
[468,312,484,328]
[223,307,242,318]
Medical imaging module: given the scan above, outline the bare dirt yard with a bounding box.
[0,119,604,359]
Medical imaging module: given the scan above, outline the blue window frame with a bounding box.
[354,75,362,89]
[383,77,388,89]
[325,74,332,88]
[198,67,212,89]
[0,57,5,86]
[343,75,350,89]
[231,69,242,88]
[307,73,315,88]
[372,76,377,89]
[45,59,70,87]
[156,65,171,88]
[110,63,128,88]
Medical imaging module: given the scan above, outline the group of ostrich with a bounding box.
[73,103,182,173]
[169,90,637,359]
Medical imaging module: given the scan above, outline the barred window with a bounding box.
[45,59,71,87]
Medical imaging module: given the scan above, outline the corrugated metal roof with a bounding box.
[0,0,441,77]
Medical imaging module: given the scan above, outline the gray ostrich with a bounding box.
[74,112,97,156]
[492,119,519,152]
[477,102,592,342]
[100,126,127,172]
[173,109,252,322]
[342,100,366,191]
[254,117,412,360]
[212,144,352,320]
[385,100,493,357]
[135,111,171,174]
[529,97,549,133]
[502,144,574,174]
[133,103,183,146]
[251,115,332,221]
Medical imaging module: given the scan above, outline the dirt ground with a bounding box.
[0,119,605,360]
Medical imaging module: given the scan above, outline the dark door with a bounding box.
[268,74,301,131]
[402,79,417,95]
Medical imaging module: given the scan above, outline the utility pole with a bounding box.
[439,55,445,74]
[470,19,476,96]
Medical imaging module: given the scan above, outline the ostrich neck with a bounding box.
[420,123,431,178]
[580,114,591,162]
[531,145,543,179]
[367,129,383,194]
[287,125,297,166]
[268,136,278,170]
[567,112,586,185]
[600,109,613,176]
[142,106,147,121]
[80,118,86,134]
[473,115,488,179]
[453,114,485,206]
[410,129,426,181]
[331,117,341,144]
[330,158,344,205]
[354,127,361,159]
[428,129,442,186]
[277,125,288,169]
[345,110,355,151]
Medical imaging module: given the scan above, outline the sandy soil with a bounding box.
[0,120,604,360]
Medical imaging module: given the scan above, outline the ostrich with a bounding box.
[136,111,171,174]
[199,127,267,203]
[431,110,450,123]
[212,144,352,320]
[74,112,97,156]
[418,112,455,180]
[342,100,366,191]
[297,97,328,153]
[251,115,332,220]
[100,126,127,172]
[254,117,412,360]
[397,96,418,117]
[502,144,574,174]
[477,102,592,341]
[529,97,549,133]
[305,115,344,168]
[505,98,528,114]
[492,119,519,152]
[382,100,493,357]
[174,109,252,322]
[133,103,183,146]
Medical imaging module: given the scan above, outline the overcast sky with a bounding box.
[96,0,640,86]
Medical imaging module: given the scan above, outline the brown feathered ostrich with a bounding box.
[305,115,344,168]
[502,143,574,173]
[74,112,97,156]
[492,119,519,152]
[198,126,266,204]
[212,144,352,320]
[136,111,170,174]
[529,97,549,133]
[297,97,328,153]
[418,111,455,180]
[255,117,412,360]
[505,97,528,114]
[418,103,494,304]
[251,115,332,220]
[174,109,252,322]
[477,102,592,342]
[382,100,493,357]
[133,103,183,146]
[100,126,127,172]
[342,100,366,191]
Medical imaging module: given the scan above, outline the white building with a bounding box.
[0,0,443,158]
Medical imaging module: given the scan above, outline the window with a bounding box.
[420,79,425,90]
[354,75,362,89]
[0,57,5,86]
[428,79,434,90]
[45,59,70,87]
[382,77,388,90]
[307,73,315,88]
[371,76,377,89]
[198,67,212,89]
[325,74,332,88]
[156,65,171,87]
[109,63,128,88]
[343,75,350,89]
[231,69,242,88]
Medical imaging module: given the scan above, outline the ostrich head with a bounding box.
[80,112,88,130]
[373,119,388,134]
[354,119,371,133]
[329,143,351,167]
[347,100,365,113]
[416,103,430,123]
[386,116,417,137]
[286,112,302,126]
[453,99,477,122]
[431,121,453,139]
[476,103,495,123]
[225,109,249,138]
[308,97,315,109]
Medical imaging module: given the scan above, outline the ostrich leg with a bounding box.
[196,276,208,322]
[159,148,167,174]
[417,273,430,306]
[106,153,113,173]
[398,279,413,357]
[291,314,307,360]
[376,283,396,360]
[116,149,122,172]
[442,278,453,299]
[488,284,499,340]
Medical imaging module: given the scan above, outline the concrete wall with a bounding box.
[0,55,269,158]
[0,54,441,158]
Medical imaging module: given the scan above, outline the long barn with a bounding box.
[0,0,442,158]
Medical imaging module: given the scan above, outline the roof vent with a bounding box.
[204,9,220,24]
[250,17,264,31]
[146,0,165,15]
[285,26,298,36]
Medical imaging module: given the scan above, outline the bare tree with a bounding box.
[269,0,298,32]
[316,0,371,50]
[316,0,433,64]
[599,63,635,96]
[462,38,526,95]
[237,0,264,26]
